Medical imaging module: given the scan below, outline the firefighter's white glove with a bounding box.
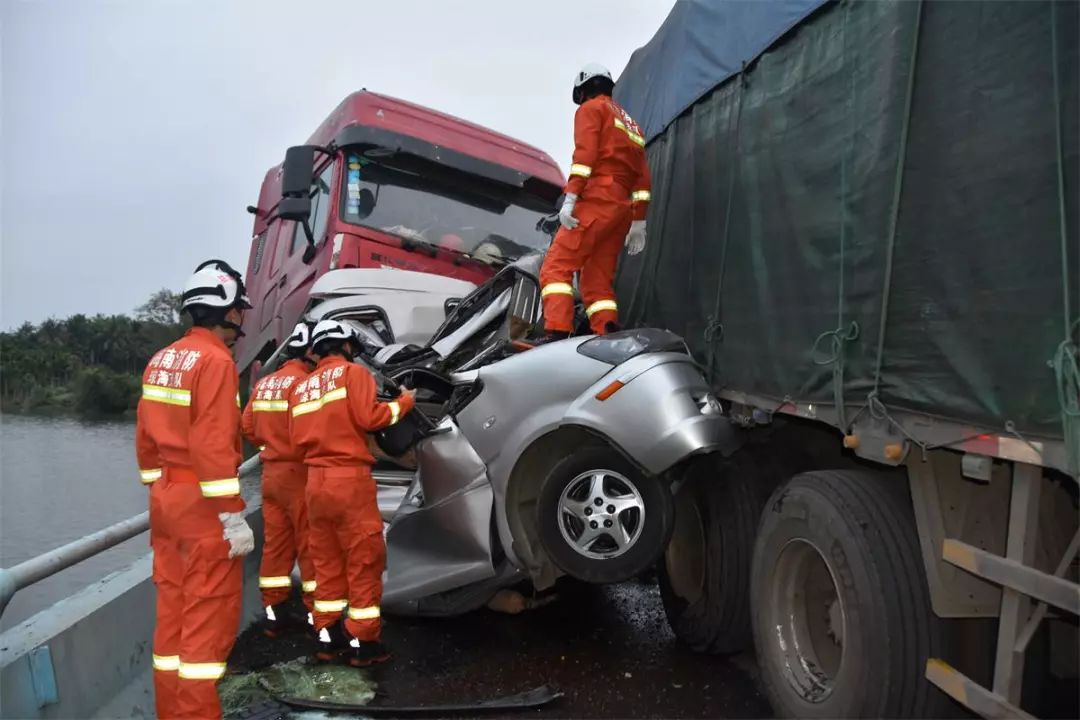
[219,512,255,558]
[625,220,647,256]
[558,194,580,230]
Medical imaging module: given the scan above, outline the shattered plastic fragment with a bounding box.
[220,658,376,718]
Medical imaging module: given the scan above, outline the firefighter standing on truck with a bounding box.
[289,319,415,667]
[539,62,651,340]
[241,322,317,636]
[135,259,255,720]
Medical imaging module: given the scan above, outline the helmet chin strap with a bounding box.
[221,318,245,339]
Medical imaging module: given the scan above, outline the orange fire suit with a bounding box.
[288,356,415,643]
[541,95,652,334]
[135,326,245,720]
[241,358,315,613]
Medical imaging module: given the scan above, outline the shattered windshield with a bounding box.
[341,151,553,263]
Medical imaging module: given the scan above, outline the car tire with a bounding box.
[536,447,674,584]
[751,469,951,718]
[658,451,775,654]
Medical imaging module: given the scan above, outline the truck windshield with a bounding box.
[340,151,553,262]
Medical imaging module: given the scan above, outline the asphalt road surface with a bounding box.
[231,577,773,718]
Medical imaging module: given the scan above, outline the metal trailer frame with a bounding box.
[721,388,1079,719]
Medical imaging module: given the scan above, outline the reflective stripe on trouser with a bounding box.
[259,461,315,611]
[539,199,632,334]
[306,465,386,642]
[152,469,243,720]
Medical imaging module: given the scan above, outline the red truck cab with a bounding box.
[235,91,565,374]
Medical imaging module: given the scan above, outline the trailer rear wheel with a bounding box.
[751,470,950,718]
[659,452,775,654]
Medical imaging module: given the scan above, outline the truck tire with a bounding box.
[751,469,950,718]
[537,447,674,584]
[658,451,775,654]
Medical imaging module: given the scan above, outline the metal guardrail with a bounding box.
[0,456,262,618]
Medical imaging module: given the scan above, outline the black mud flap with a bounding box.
[269,683,562,716]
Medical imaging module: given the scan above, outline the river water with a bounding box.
[0,414,148,630]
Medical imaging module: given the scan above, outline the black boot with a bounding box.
[603,321,622,335]
[312,620,351,664]
[348,639,392,668]
[260,602,304,639]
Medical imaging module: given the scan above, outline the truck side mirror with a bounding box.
[280,145,319,264]
[278,195,311,222]
[281,145,316,198]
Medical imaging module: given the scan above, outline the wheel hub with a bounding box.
[557,470,645,560]
[769,539,845,703]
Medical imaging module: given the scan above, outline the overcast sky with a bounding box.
[0,0,674,328]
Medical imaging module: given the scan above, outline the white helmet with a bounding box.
[310,319,356,354]
[181,259,252,311]
[285,322,311,352]
[573,62,614,104]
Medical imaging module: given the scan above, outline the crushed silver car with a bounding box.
[262,252,737,616]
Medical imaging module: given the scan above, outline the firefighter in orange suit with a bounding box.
[289,319,415,667]
[539,62,651,340]
[241,322,316,636]
[135,259,255,720]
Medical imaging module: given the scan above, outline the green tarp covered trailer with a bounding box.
[615,0,1079,476]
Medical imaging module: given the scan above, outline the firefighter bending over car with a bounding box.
[288,319,415,667]
[539,63,652,340]
[242,322,317,636]
[136,259,255,720]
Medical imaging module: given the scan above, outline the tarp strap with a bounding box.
[870,0,924,398]
[814,0,860,431]
[1049,0,1079,478]
[705,65,749,382]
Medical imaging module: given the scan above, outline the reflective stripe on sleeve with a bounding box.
[140,468,162,484]
[153,654,180,672]
[258,575,292,589]
[348,605,381,621]
[178,662,227,680]
[199,477,240,498]
[291,387,348,417]
[569,163,592,178]
[252,400,289,412]
[586,299,618,318]
[141,385,191,406]
[541,283,574,298]
[314,598,348,613]
[301,580,317,593]
[631,190,651,202]
[388,401,401,426]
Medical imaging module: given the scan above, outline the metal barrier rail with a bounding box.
[0,456,262,618]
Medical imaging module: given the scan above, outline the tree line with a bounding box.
[0,290,187,415]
